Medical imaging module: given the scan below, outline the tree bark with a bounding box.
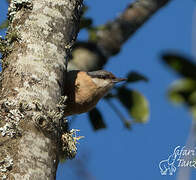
[68,0,171,71]
[0,0,82,179]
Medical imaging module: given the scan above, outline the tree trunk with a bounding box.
[0,0,82,179]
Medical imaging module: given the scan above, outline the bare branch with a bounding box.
[69,0,171,70]
[97,0,170,56]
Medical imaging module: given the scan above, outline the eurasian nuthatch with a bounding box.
[64,70,126,116]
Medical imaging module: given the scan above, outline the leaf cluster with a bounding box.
[162,53,196,118]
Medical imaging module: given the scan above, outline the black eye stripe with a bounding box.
[87,70,116,79]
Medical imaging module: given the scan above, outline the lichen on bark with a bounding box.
[0,0,83,179]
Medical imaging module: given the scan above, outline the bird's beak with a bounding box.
[112,78,127,83]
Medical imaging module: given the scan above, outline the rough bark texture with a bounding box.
[68,0,171,71]
[0,0,82,179]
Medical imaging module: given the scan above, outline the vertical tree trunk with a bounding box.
[0,0,82,179]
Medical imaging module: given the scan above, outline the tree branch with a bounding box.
[68,0,171,71]
[97,0,170,56]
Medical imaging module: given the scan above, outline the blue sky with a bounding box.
[1,0,196,179]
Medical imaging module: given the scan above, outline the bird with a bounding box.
[64,70,126,116]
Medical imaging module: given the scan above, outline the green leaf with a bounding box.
[126,71,148,83]
[189,91,196,106]
[162,53,196,79]
[88,108,106,130]
[0,20,8,30]
[129,90,149,123]
[168,78,196,106]
[117,87,149,123]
